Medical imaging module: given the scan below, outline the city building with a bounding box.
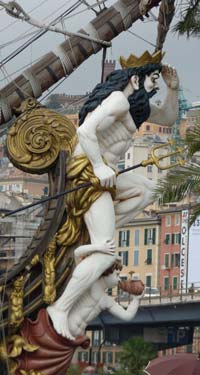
[115,213,161,290]
[0,191,42,273]
[158,206,182,295]
[124,136,171,185]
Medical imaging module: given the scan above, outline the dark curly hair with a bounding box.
[79,63,162,126]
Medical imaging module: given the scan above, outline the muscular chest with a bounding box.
[97,121,132,149]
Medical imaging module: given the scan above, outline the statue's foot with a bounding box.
[47,305,75,341]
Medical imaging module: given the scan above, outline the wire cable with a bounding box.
[127,29,157,48]
[0,0,84,68]
[0,0,53,33]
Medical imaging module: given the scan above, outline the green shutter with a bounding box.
[126,230,130,246]
[119,231,122,247]
[172,233,175,244]
[146,275,152,287]
[165,254,169,267]
[178,233,181,244]
[147,249,152,264]
[125,251,129,266]
[173,277,178,290]
[152,228,156,244]
[144,229,148,245]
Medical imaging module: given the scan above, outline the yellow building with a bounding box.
[115,214,161,289]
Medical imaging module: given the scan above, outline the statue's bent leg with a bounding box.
[84,191,115,243]
[115,171,156,227]
[48,192,116,339]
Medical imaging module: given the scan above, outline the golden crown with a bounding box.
[119,50,165,68]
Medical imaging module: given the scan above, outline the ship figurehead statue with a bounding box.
[0,50,180,375]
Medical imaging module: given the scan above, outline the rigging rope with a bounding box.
[0,0,85,69]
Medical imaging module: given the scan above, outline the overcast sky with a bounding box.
[0,0,199,104]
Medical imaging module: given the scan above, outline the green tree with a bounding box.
[173,0,200,37]
[155,122,200,223]
[66,364,82,375]
[116,337,156,375]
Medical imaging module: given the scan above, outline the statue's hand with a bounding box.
[161,64,179,90]
[93,164,116,188]
[95,240,116,256]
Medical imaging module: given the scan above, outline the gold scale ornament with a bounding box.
[7,97,77,174]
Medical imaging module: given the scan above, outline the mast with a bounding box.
[0,0,161,126]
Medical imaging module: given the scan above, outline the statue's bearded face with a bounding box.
[144,70,160,93]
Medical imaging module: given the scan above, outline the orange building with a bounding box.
[158,206,182,295]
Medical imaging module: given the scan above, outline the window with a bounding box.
[144,228,156,245]
[92,331,101,346]
[164,276,169,290]
[92,351,100,364]
[164,253,170,268]
[146,125,150,131]
[147,165,153,173]
[132,273,139,280]
[171,253,180,267]
[127,152,131,160]
[146,275,152,287]
[103,352,113,364]
[164,233,170,245]
[118,162,125,170]
[173,276,178,290]
[134,229,140,246]
[166,216,171,226]
[133,250,139,266]
[78,351,88,362]
[119,230,130,247]
[146,249,152,265]
[175,214,180,226]
[118,251,128,266]
[172,233,181,244]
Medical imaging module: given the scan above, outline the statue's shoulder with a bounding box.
[103,91,129,113]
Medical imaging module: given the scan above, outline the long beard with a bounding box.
[128,87,158,129]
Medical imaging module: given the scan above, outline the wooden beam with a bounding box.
[155,0,175,52]
[0,0,161,126]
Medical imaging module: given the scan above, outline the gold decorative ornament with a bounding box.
[31,254,40,267]
[0,342,8,360]
[9,275,25,327]
[43,238,57,304]
[0,335,39,375]
[56,154,116,248]
[0,343,17,375]
[119,50,164,68]
[7,97,77,174]
[20,370,45,375]
[8,335,39,358]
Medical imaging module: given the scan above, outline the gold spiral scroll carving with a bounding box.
[7,97,77,174]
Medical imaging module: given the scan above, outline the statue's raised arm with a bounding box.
[148,64,179,126]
